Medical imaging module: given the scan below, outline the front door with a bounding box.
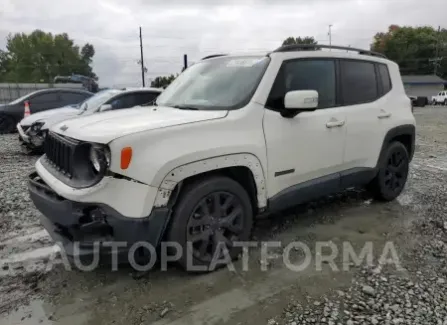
[263,58,347,209]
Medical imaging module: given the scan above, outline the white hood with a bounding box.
[19,106,80,126]
[51,106,228,143]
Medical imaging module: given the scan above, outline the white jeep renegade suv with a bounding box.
[28,45,415,270]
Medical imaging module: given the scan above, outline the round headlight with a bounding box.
[89,146,101,172]
[31,122,44,132]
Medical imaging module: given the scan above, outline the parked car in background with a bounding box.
[431,91,447,105]
[28,45,415,271]
[0,88,93,134]
[17,88,162,152]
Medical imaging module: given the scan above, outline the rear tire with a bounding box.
[444,99,447,106]
[0,114,15,134]
[368,142,409,201]
[167,176,253,272]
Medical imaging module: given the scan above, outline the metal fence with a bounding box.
[0,83,84,104]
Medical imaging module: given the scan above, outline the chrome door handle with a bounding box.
[326,120,345,128]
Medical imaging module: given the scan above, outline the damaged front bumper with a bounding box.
[17,123,46,152]
[28,172,171,263]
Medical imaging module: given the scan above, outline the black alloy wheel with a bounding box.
[384,149,407,194]
[167,176,253,271]
[186,191,244,263]
[369,141,409,201]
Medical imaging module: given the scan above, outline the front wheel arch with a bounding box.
[153,154,267,211]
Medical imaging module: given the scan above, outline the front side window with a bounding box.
[136,92,160,106]
[340,60,378,105]
[108,94,137,109]
[266,59,336,111]
[79,89,122,112]
[156,56,270,110]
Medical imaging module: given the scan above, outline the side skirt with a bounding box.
[267,167,377,213]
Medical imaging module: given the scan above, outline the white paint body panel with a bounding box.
[38,50,415,219]
[52,106,229,143]
[34,159,158,218]
[19,106,79,127]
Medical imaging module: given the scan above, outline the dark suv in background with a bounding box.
[0,88,92,134]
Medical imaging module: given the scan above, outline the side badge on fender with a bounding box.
[60,125,68,132]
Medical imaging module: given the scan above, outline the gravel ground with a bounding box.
[269,107,447,325]
[1,106,447,324]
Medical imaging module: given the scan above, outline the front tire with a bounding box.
[369,142,410,201]
[167,176,253,272]
[0,114,15,134]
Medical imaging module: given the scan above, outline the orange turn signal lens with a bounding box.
[120,147,132,170]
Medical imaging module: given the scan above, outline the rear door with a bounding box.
[28,92,60,113]
[340,59,388,186]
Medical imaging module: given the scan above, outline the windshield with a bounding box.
[79,89,122,112]
[156,56,270,110]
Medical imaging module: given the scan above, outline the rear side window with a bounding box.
[340,60,378,105]
[377,64,392,95]
[266,59,336,110]
[31,93,59,104]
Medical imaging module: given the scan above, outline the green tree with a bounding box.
[150,74,176,88]
[0,30,97,83]
[282,36,319,49]
[371,25,447,78]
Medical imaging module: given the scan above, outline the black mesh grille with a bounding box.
[44,132,78,178]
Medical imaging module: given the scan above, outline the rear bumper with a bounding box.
[28,172,171,262]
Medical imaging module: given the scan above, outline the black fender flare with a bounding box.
[377,124,416,166]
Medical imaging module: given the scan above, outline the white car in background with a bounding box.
[431,90,447,105]
[17,87,162,152]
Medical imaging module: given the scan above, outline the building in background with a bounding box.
[402,75,447,99]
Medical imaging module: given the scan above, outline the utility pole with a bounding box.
[433,26,441,76]
[328,24,333,50]
[139,26,145,87]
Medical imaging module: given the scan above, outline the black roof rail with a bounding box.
[201,54,228,60]
[272,44,387,59]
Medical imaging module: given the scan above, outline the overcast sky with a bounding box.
[0,0,445,87]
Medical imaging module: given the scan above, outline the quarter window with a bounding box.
[340,60,378,105]
[377,64,392,95]
[266,59,336,111]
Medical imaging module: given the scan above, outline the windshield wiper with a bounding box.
[172,105,199,110]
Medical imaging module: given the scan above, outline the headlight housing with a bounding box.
[89,145,111,174]
[70,143,111,187]
[30,121,44,133]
